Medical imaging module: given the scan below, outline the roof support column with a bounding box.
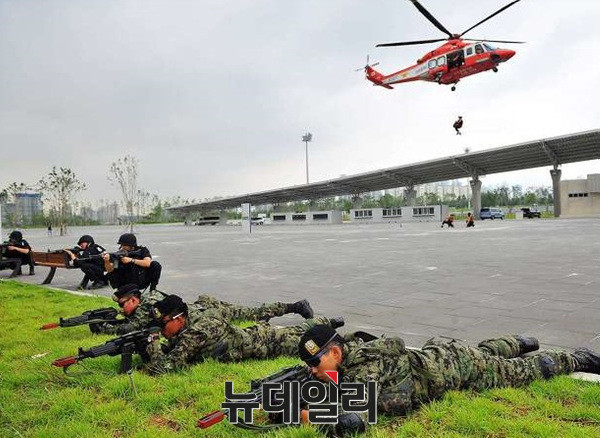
[470,178,482,219]
[403,184,417,206]
[219,209,228,225]
[550,168,562,217]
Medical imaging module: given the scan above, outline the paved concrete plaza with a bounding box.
[7,218,600,350]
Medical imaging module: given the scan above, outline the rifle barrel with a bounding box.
[197,410,227,429]
[52,356,78,368]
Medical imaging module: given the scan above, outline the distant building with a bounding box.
[97,202,120,224]
[560,174,600,217]
[1,191,43,225]
[416,180,471,199]
[79,205,97,222]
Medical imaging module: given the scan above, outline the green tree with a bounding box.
[108,155,138,232]
[417,192,440,205]
[38,167,86,236]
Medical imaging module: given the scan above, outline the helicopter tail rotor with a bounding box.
[355,55,380,72]
[356,55,393,89]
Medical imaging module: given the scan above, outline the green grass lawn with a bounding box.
[1,281,599,437]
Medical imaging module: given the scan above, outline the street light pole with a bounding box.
[302,132,312,184]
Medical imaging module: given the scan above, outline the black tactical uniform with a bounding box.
[72,235,107,289]
[2,231,34,275]
[106,233,162,291]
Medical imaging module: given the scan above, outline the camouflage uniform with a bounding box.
[192,294,292,321]
[337,334,577,426]
[94,292,295,335]
[92,289,167,335]
[145,313,334,375]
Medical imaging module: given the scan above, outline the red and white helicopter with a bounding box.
[360,0,524,91]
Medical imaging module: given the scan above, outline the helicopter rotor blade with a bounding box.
[377,38,446,48]
[462,38,525,44]
[408,0,454,38]
[459,0,521,38]
[355,55,380,71]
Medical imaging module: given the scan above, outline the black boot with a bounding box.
[330,317,344,329]
[289,299,314,319]
[515,335,539,355]
[572,348,600,374]
[29,265,35,275]
[90,280,108,290]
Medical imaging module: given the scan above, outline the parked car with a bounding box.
[521,207,541,218]
[251,217,269,225]
[480,207,504,220]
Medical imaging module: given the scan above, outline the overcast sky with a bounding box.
[1,0,599,203]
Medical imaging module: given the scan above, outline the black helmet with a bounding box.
[77,235,95,245]
[153,295,188,320]
[113,284,141,301]
[8,230,22,242]
[117,233,137,247]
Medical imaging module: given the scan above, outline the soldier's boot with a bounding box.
[515,335,539,355]
[78,275,90,291]
[288,299,314,319]
[572,348,600,374]
[90,280,108,290]
[29,265,35,275]
[330,317,344,329]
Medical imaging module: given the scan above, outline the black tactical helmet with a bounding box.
[153,295,188,320]
[117,233,137,247]
[112,284,141,301]
[8,230,22,242]
[77,235,95,245]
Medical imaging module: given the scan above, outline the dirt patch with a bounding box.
[149,415,181,431]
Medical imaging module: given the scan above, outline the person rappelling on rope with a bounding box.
[453,116,463,135]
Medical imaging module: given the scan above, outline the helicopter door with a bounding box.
[447,50,465,70]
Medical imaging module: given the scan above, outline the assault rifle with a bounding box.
[41,307,125,330]
[52,326,160,374]
[78,249,144,268]
[0,239,19,254]
[48,246,84,255]
[198,364,313,430]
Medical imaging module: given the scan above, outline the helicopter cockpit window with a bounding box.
[475,44,484,54]
[436,56,446,65]
[428,59,437,69]
[466,47,473,56]
[483,43,496,52]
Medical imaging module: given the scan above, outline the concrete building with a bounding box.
[560,174,600,217]
[1,191,43,225]
[270,210,343,225]
[97,202,120,224]
[416,180,471,199]
[349,205,448,223]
